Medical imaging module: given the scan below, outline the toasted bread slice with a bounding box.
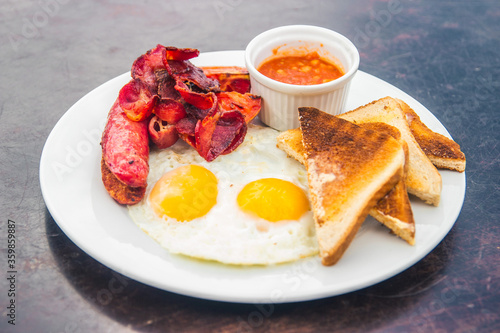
[277,128,307,165]
[277,124,415,245]
[347,122,415,245]
[338,97,442,206]
[298,107,405,266]
[396,99,466,172]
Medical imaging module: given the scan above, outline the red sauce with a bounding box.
[257,52,344,85]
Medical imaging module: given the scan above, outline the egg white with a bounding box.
[128,124,319,265]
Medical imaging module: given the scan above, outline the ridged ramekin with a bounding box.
[245,25,359,131]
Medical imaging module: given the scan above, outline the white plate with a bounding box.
[40,50,465,304]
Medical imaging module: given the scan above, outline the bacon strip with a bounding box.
[153,99,186,124]
[216,91,261,123]
[118,79,157,122]
[131,44,167,88]
[156,70,180,99]
[165,46,199,61]
[175,82,216,110]
[195,108,247,162]
[167,60,219,92]
[175,116,198,148]
[202,66,251,94]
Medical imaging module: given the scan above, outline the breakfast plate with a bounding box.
[40,50,466,303]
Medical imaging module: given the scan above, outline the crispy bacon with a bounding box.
[175,116,198,148]
[118,79,158,122]
[131,44,167,88]
[175,82,216,110]
[167,63,259,161]
[156,70,180,99]
[153,99,186,124]
[217,112,247,156]
[202,66,251,94]
[195,108,247,162]
[216,91,261,123]
[167,60,219,92]
[165,46,199,61]
[115,45,261,164]
[175,93,219,152]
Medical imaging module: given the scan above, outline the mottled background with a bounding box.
[0,0,499,332]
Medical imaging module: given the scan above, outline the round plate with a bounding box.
[40,50,465,304]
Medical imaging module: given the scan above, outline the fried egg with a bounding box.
[128,124,318,265]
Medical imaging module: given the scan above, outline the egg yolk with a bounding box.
[237,178,310,222]
[149,165,218,222]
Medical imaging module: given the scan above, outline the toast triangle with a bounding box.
[338,97,442,206]
[396,99,466,172]
[298,107,405,266]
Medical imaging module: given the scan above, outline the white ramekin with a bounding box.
[245,25,359,131]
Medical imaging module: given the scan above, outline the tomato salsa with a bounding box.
[257,52,344,85]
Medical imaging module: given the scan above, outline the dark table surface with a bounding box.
[1,0,499,332]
